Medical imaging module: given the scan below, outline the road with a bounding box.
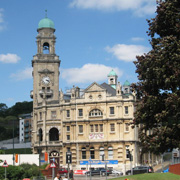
[47,174,122,180]
[73,174,121,180]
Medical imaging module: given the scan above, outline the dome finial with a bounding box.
[45,9,48,18]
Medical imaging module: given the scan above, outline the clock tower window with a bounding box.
[43,42,49,54]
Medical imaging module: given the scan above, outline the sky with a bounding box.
[0,0,157,107]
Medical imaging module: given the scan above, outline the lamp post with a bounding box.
[89,158,92,180]
[101,154,107,180]
[139,148,142,165]
[13,118,15,166]
[38,133,42,178]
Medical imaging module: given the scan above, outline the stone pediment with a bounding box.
[85,82,106,92]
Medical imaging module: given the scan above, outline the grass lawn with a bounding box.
[110,173,180,180]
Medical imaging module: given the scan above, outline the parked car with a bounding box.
[85,168,110,176]
[107,167,113,174]
[58,168,68,175]
[111,169,123,176]
[126,166,154,175]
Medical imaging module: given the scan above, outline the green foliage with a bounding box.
[8,101,33,117]
[40,163,48,170]
[0,165,24,180]
[5,148,32,154]
[0,103,8,117]
[20,163,40,178]
[0,126,14,141]
[110,173,180,180]
[133,0,180,154]
[0,101,32,141]
[0,150,5,154]
[0,164,41,180]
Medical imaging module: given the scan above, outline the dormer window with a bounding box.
[43,42,49,54]
[89,109,103,117]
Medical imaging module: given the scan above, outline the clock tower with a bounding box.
[31,16,60,106]
[31,15,61,154]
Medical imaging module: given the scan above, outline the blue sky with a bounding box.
[0,0,156,107]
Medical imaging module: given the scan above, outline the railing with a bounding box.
[24,122,29,127]
[24,129,30,133]
[25,134,29,138]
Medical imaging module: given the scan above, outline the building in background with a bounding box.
[30,16,139,172]
[19,113,32,143]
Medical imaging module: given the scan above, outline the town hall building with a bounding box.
[30,16,139,172]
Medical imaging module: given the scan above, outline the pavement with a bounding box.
[153,161,170,173]
[48,174,122,180]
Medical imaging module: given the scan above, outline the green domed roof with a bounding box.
[123,80,130,86]
[108,69,117,76]
[38,17,54,29]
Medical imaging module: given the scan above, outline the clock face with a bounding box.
[42,76,50,84]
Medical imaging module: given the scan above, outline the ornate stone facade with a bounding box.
[31,17,139,172]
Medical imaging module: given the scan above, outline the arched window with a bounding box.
[90,147,95,159]
[49,127,59,141]
[82,147,86,159]
[108,147,113,159]
[43,42,49,54]
[89,109,103,117]
[39,128,43,142]
[99,147,104,160]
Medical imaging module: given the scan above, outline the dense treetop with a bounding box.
[133,0,180,154]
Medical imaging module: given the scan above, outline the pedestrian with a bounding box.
[54,173,62,180]
[62,175,68,180]
[69,170,74,180]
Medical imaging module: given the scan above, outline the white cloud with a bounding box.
[61,63,123,84]
[131,37,144,42]
[134,2,156,17]
[105,44,150,62]
[10,67,33,81]
[69,0,156,16]
[0,53,21,63]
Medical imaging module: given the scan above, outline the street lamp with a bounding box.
[38,131,42,177]
[101,154,107,180]
[12,118,15,166]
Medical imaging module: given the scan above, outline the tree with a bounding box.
[0,101,32,141]
[133,0,180,154]
[0,103,8,117]
[8,101,33,117]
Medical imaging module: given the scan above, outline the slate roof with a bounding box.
[101,82,116,96]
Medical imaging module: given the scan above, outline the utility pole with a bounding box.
[66,151,72,180]
[102,154,107,180]
[89,158,92,180]
[13,118,15,166]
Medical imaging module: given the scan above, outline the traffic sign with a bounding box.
[2,160,8,167]
[50,163,56,168]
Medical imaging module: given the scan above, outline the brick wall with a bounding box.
[41,164,58,178]
[169,163,180,175]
